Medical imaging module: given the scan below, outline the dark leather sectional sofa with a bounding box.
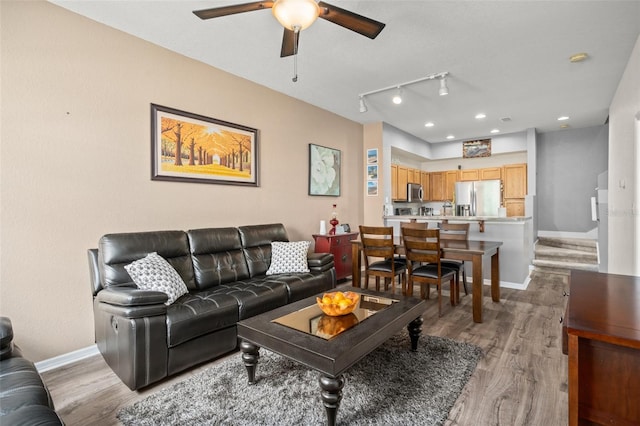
[0,317,64,425]
[88,223,336,390]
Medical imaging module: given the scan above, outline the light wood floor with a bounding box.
[42,272,569,425]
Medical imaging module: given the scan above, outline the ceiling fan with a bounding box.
[193,1,386,58]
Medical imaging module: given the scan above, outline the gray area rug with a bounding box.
[118,333,483,426]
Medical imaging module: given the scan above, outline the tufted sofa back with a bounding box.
[98,230,196,291]
[187,227,250,290]
[238,223,289,277]
[92,224,293,295]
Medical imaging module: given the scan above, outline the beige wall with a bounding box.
[0,1,364,360]
[608,34,640,275]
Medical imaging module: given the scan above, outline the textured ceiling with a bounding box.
[50,1,640,143]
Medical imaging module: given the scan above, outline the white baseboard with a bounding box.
[35,344,99,373]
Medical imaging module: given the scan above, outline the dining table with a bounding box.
[351,238,503,323]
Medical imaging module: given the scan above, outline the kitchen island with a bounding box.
[384,215,533,288]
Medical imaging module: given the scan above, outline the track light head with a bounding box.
[392,87,402,105]
[359,96,367,113]
[439,77,449,96]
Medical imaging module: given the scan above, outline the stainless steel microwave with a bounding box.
[407,183,423,202]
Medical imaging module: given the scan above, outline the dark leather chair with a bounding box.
[359,225,406,294]
[0,317,64,425]
[401,227,458,316]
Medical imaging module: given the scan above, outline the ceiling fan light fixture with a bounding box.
[272,0,320,31]
[439,77,449,96]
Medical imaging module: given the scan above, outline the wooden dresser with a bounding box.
[313,232,359,281]
[566,270,640,425]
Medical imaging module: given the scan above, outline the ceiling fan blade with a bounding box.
[280,28,299,58]
[317,1,385,39]
[193,1,274,20]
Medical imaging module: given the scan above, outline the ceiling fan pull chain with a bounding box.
[293,54,298,82]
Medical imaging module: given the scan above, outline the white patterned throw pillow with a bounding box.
[266,241,311,275]
[124,252,189,305]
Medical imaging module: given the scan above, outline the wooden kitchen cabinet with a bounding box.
[396,165,408,200]
[420,171,430,201]
[391,164,398,200]
[445,170,458,201]
[504,199,525,217]
[480,167,502,180]
[503,163,527,198]
[313,232,359,281]
[459,169,479,181]
[407,168,417,184]
[430,172,445,201]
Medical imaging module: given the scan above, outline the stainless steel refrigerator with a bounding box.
[454,180,501,216]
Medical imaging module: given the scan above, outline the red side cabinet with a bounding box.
[313,232,359,281]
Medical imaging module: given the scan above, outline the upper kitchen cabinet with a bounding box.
[459,169,479,181]
[503,163,527,198]
[445,170,458,201]
[396,165,409,200]
[430,172,445,201]
[420,171,431,201]
[480,167,502,180]
[391,164,398,200]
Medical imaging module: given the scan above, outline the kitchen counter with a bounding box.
[384,216,533,288]
[384,215,531,222]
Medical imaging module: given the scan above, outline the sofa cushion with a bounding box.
[187,227,250,290]
[238,224,289,277]
[214,279,289,320]
[124,253,188,305]
[166,292,240,347]
[99,230,196,289]
[266,241,311,275]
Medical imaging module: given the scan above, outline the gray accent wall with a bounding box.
[537,125,608,232]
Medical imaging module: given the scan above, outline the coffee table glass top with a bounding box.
[272,293,397,340]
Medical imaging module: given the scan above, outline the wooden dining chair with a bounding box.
[401,227,458,316]
[439,222,470,295]
[359,225,407,294]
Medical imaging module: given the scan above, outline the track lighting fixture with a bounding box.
[439,76,449,96]
[392,87,402,105]
[358,71,449,113]
[359,96,368,113]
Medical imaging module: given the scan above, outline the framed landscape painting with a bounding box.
[463,138,491,158]
[151,104,258,186]
[308,144,341,196]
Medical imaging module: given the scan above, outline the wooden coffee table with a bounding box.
[237,288,427,426]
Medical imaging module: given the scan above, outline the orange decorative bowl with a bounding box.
[316,291,360,316]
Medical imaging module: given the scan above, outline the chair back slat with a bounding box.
[439,222,470,241]
[359,226,395,262]
[401,227,441,265]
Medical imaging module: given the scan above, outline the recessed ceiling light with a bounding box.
[560,124,570,129]
[446,135,455,140]
[558,116,570,121]
[425,122,435,127]
[475,113,486,119]
[570,52,589,63]
[490,129,500,134]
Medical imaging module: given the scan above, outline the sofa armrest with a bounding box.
[95,287,168,318]
[97,286,168,306]
[0,316,14,360]
[307,252,334,272]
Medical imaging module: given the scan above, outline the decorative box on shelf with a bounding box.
[312,232,359,281]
